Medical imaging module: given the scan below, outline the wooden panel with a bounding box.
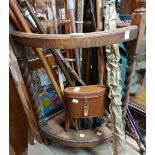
[9,74,28,155]
[12,26,138,49]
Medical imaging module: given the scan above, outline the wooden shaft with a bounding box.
[76,0,84,33]
[35,48,63,100]
[51,0,59,34]
[85,49,91,84]
[89,0,96,30]
[76,0,84,77]
[64,0,71,61]
[96,0,103,31]
[50,50,74,86]
[9,6,23,31]
[57,50,86,86]
[96,0,105,84]
[10,0,63,101]
[68,0,81,77]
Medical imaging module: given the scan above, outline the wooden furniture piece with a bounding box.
[11,8,145,147]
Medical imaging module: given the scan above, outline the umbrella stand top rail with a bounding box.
[12,25,138,50]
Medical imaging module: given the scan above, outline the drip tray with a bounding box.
[40,111,113,147]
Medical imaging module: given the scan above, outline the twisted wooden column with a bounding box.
[122,8,146,127]
[122,54,136,125]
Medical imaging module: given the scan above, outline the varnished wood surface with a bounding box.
[12,25,138,49]
[9,73,28,155]
[126,11,146,55]
[41,112,112,147]
[122,9,146,125]
[9,43,43,143]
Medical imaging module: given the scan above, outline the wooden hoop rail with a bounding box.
[12,25,138,49]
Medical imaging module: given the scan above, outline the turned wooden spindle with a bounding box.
[122,8,146,127]
[122,54,136,124]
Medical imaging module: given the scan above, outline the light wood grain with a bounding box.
[12,25,138,49]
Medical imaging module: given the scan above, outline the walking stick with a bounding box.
[104,0,125,154]
[96,0,106,85]
[64,0,71,63]
[88,0,98,84]
[76,0,84,75]
[9,6,23,31]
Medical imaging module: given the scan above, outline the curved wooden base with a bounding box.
[40,112,113,147]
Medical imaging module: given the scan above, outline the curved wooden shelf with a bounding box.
[40,112,113,147]
[12,25,138,49]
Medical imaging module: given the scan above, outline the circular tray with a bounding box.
[41,112,112,147]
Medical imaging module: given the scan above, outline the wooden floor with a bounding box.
[28,135,143,155]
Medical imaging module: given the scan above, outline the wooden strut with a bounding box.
[9,0,63,101]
